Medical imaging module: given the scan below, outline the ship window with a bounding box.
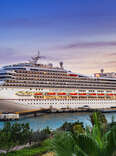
[98,90,104,93]
[89,90,95,92]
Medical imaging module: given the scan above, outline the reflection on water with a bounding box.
[0,112,116,131]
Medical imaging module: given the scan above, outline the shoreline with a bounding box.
[0,107,116,121]
[0,111,115,131]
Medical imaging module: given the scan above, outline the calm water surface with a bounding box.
[0,112,116,131]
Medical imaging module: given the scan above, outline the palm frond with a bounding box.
[51,131,77,156]
[103,126,116,156]
[74,133,101,156]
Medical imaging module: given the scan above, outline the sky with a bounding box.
[0,0,116,74]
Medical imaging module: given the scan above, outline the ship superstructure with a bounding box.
[0,52,116,111]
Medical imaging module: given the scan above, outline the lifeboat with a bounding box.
[98,93,104,96]
[89,93,96,96]
[68,74,78,77]
[34,92,43,96]
[47,92,56,95]
[57,92,66,95]
[107,93,114,96]
[70,93,77,96]
[79,93,86,96]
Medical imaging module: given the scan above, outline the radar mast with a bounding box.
[29,49,45,64]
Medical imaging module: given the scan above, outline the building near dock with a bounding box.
[0,113,19,121]
[0,51,116,112]
[94,69,116,78]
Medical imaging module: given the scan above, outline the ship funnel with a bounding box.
[59,61,63,69]
[101,69,104,74]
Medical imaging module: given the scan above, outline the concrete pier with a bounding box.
[14,107,116,118]
[0,113,19,121]
[0,105,116,120]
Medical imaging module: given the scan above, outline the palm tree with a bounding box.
[51,112,116,156]
[51,132,77,156]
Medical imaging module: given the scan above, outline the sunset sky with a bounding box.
[0,0,116,74]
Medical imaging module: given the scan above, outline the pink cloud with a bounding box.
[53,41,116,50]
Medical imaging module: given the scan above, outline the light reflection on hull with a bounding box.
[0,100,36,112]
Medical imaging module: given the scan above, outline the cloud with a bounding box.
[104,61,116,65]
[103,52,116,59]
[53,41,116,50]
[0,47,29,64]
[109,52,116,56]
[0,48,15,58]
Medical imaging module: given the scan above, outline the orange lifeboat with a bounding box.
[34,92,43,96]
[107,93,113,96]
[98,93,104,96]
[58,92,66,95]
[79,93,86,96]
[89,93,96,96]
[47,92,56,95]
[70,93,77,96]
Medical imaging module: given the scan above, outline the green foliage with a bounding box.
[103,125,116,156]
[1,139,52,156]
[72,122,85,134]
[58,121,85,134]
[107,116,116,130]
[75,134,100,156]
[11,122,32,145]
[1,112,116,156]
[58,122,72,131]
[32,126,51,144]
[0,122,32,151]
[1,145,48,156]
[51,131,78,156]
[90,111,107,128]
[51,112,116,156]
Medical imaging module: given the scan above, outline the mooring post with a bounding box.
[34,112,37,117]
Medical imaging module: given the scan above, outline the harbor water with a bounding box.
[0,112,116,131]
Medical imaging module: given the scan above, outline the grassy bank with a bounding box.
[1,139,51,156]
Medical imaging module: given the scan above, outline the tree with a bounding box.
[51,132,77,156]
[0,122,14,152]
[0,122,32,152]
[32,127,51,145]
[90,111,107,130]
[51,112,116,156]
[58,122,72,131]
[72,122,85,134]
[58,121,84,134]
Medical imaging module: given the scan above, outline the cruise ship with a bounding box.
[0,52,116,112]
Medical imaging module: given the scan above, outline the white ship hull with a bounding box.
[0,99,116,110]
[0,87,116,112]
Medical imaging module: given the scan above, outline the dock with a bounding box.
[0,107,116,121]
[0,113,19,121]
[15,108,50,118]
[15,107,116,116]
